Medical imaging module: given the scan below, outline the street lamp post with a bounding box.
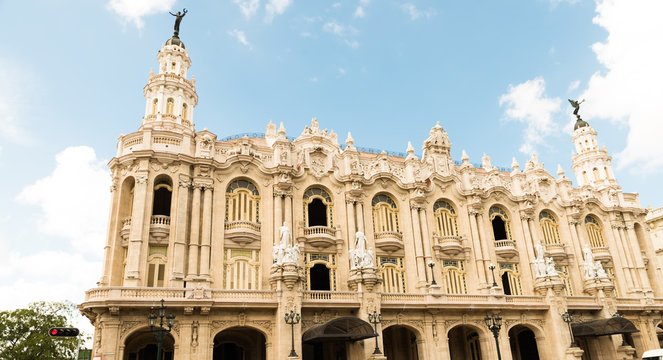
[488,263,498,288]
[284,310,300,358]
[484,314,502,360]
[148,299,175,360]
[428,260,437,286]
[561,312,577,348]
[368,310,383,355]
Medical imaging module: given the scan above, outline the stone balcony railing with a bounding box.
[149,215,170,243]
[494,239,518,259]
[544,242,566,260]
[590,246,612,262]
[433,235,463,257]
[301,291,359,308]
[374,231,404,252]
[303,226,338,249]
[119,216,132,242]
[224,220,261,244]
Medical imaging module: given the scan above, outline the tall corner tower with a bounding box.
[570,111,618,189]
[141,14,198,134]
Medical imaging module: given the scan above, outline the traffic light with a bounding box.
[48,327,79,337]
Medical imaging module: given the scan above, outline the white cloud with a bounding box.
[323,21,345,36]
[568,80,580,92]
[548,0,580,7]
[0,59,32,153]
[338,68,346,76]
[107,0,176,29]
[16,146,110,255]
[354,6,365,18]
[265,0,293,23]
[332,2,342,8]
[401,3,436,20]
[344,39,360,48]
[499,77,562,154]
[309,77,318,83]
[234,0,260,18]
[323,22,360,48]
[578,0,663,173]
[229,29,252,49]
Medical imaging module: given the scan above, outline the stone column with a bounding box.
[285,194,293,234]
[274,193,282,243]
[477,213,493,288]
[419,209,433,263]
[609,223,635,291]
[187,184,202,279]
[99,320,120,360]
[357,202,365,233]
[99,179,120,286]
[125,173,149,286]
[347,199,356,243]
[519,214,536,279]
[468,210,488,288]
[199,185,213,279]
[172,177,191,284]
[411,206,427,286]
[622,225,646,291]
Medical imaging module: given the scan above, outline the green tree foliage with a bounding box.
[0,301,81,360]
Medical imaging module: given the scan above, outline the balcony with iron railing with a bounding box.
[374,231,404,252]
[494,239,518,259]
[224,220,261,244]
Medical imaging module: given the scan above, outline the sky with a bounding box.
[0,0,662,333]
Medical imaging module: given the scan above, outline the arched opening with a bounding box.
[383,325,419,360]
[656,323,663,348]
[124,327,174,360]
[307,198,327,226]
[302,317,375,360]
[213,326,266,360]
[501,272,512,295]
[448,325,483,360]
[152,98,158,114]
[152,179,172,216]
[182,103,188,120]
[310,263,330,290]
[508,325,540,360]
[166,98,174,115]
[492,216,507,240]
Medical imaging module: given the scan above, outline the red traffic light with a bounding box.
[48,327,79,337]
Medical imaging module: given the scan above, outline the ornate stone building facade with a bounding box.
[81,29,663,360]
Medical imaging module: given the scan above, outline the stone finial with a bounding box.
[266,120,276,137]
[191,75,196,85]
[557,164,566,178]
[345,131,354,146]
[149,68,154,77]
[330,130,338,145]
[278,122,286,136]
[406,141,417,160]
[481,153,492,170]
[461,149,469,164]
[511,157,520,171]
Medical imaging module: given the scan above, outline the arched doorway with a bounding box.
[448,325,483,360]
[302,317,376,360]
[310,263,331,290]
[657,323,663,348]
[508,325,540,360]
[124,327,174,360]
[383,325,419,360]
[213,327,266,360]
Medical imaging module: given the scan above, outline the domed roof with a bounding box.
[165,35,185,49]
[574,118,589,130]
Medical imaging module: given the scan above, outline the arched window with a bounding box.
[555,265,574,296]
[592,168,600,181]
[182,103,188,120]
[146,245,167,287]
[224,249,260,290]
[582,171,589,184]
[539,210,561,245]
[585,215,606,248]
[166,98,174,115]
[303,187,333,227]
[225,179,260,223]
[433,199,458,237]
[152,98,158,114]
[152,180,172,216]
[304,253,337,291]
[604,167,610,179]
[442,260,467,294]
[378,256,406,293]
[372,194,400,234]
[489,206,512,240]
[499,263,522,295]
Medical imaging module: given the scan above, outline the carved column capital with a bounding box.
[273,187,292,198]
[193,179,214,190]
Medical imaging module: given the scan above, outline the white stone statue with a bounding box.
[533,243,547,277]
[545,257,557,276]
[280,221,291,248]
[350,231,375,269]
[595,261,607,278]
[581,247,607,279]
[481,153,492,170]
[273,222,300,265]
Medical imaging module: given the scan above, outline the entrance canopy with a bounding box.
[302,317,377,343]
[572,316,640,337]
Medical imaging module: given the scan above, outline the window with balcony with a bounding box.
[223,249,260,290]
[303,187,333,227]
[225,179,260,224]
[152,180,172,216]
[304,253,337,291]
[489,206,512,240]
[379,256,406,293]
[442,260,467,294]
[499,263,522,295]
[146,245,167,287]
[585,215,606,248]
[539,210,561,245]
[372,194,400,233]
[434,199,458,237]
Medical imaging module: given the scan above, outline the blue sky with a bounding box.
[0,0,661,328]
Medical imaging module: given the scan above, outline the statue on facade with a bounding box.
[568,99,585,119]
[350,231,375,269]
[582,247,607,279]
[273,222,300,265]
[169,9,188,36]
[534,242,557,277]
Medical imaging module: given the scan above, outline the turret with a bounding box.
[141,10,198,133]
[569,100,618,188]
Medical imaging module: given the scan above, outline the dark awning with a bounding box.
[572,316,640,337]
[302,317,377,343]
